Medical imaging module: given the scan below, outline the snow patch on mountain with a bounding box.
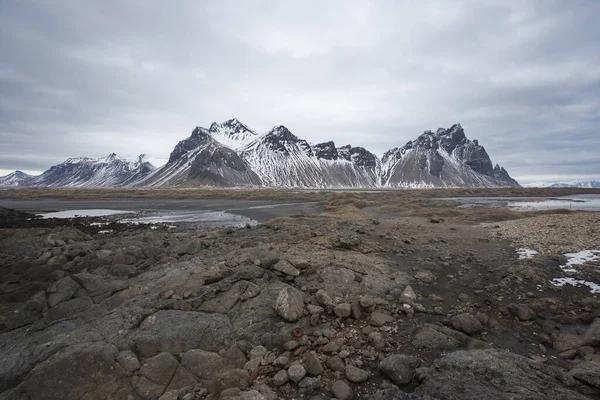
[29,153,155,188]
[0,170,34,187]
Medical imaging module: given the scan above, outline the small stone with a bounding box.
[322,339,344,353]
[368,331,386,350]
[331,380,353,400]
[370,311,394,327]
[273,370,289,386]
[307,304,325,315]
[273,260,300,277]
[451,313,483,335]
[507,303,536,321]
[304,351,324,376]
[273,356,290,368]
[249,346,268,360]
[284,340,299,351]
[359,295,375,308]
[298,376,321,391]
[326,355,345,372]
[288,364,307,384]
[334,303,352,318]
[345,365,369,383]
[241,390,267,400]
[315,290,334,308]
[117,350,140,373]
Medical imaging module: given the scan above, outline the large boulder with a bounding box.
[46,276,80,307]
[132,310,233,357]
[414,349,588,399]
[18,342,126,400]
[274,286,305,322]
[378,354,420,386]
[72,273,128,303]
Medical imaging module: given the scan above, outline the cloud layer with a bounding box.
[1,0,599,183]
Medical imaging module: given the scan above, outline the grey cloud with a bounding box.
[0,0,599,183]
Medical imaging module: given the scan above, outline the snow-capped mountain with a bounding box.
[208,118,259,150]
[145,119,517,188]
[28,153,155,187]
[0,170,34,187]
[140,126,261,187]
[524,180,600,188]
[381,124,519,188]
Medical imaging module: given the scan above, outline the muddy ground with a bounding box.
[0,188,599,400]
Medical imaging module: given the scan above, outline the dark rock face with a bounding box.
[313,141,339,160]
[337,145,379,167]
[414,349,588,400]
[381,124,519,188]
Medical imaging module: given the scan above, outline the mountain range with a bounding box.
[523,180,600,189]
[0,119,519,188]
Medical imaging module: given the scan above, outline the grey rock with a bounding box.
[117,350,141,372]
[372,388,412,400]
[411,325,460,351]
[46,276,80,307]
[507,303,536,321]
[298,376,321,391]
[241,389,267,400]
[46,296,92,322]
[283,340,299,351]
[350,300,363,319]
[400,285,417,304]
[331,380,353,399]
[72,273,127,302]
[273,355,290,368]
[315,289,334,307]
[370,311,394,327]
[303,351,324,376]
[334,303,352,318]
[273,369,289,386]
[215,368,250,391]
[326,355,345,372]
[139,352,179,386]
[345,365,369,383]
[275,286,305,322]
[6,291,48,329]
[249,345,268,360]
[322,338,344,353]
[273,259,300,277]
[368,331,386,350]
[451,313,483,335]
[181,349,234,379]
[414,349,587,399]
[288,364,307,383]
[133,310,232,357]
[379,354,420,386]
[159,391,179,400]
[359,295,375,308]
[19,342,125,400]
[569,361,600,388]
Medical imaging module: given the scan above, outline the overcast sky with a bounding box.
[1,1,599,184]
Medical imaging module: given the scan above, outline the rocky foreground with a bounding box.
[0,196,599,400]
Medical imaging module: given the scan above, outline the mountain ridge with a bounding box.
[1,120,520,188]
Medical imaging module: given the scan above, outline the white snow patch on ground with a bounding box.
[560,250,600,272]
[517,248,539,259]
[98,230,113,234]
[39,209,129,218]
[551,277,600,293]
[550,249,600,293]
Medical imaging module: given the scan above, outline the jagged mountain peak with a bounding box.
[265,125,298,141]
[207,119,257,150]
[313,141,339,160]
